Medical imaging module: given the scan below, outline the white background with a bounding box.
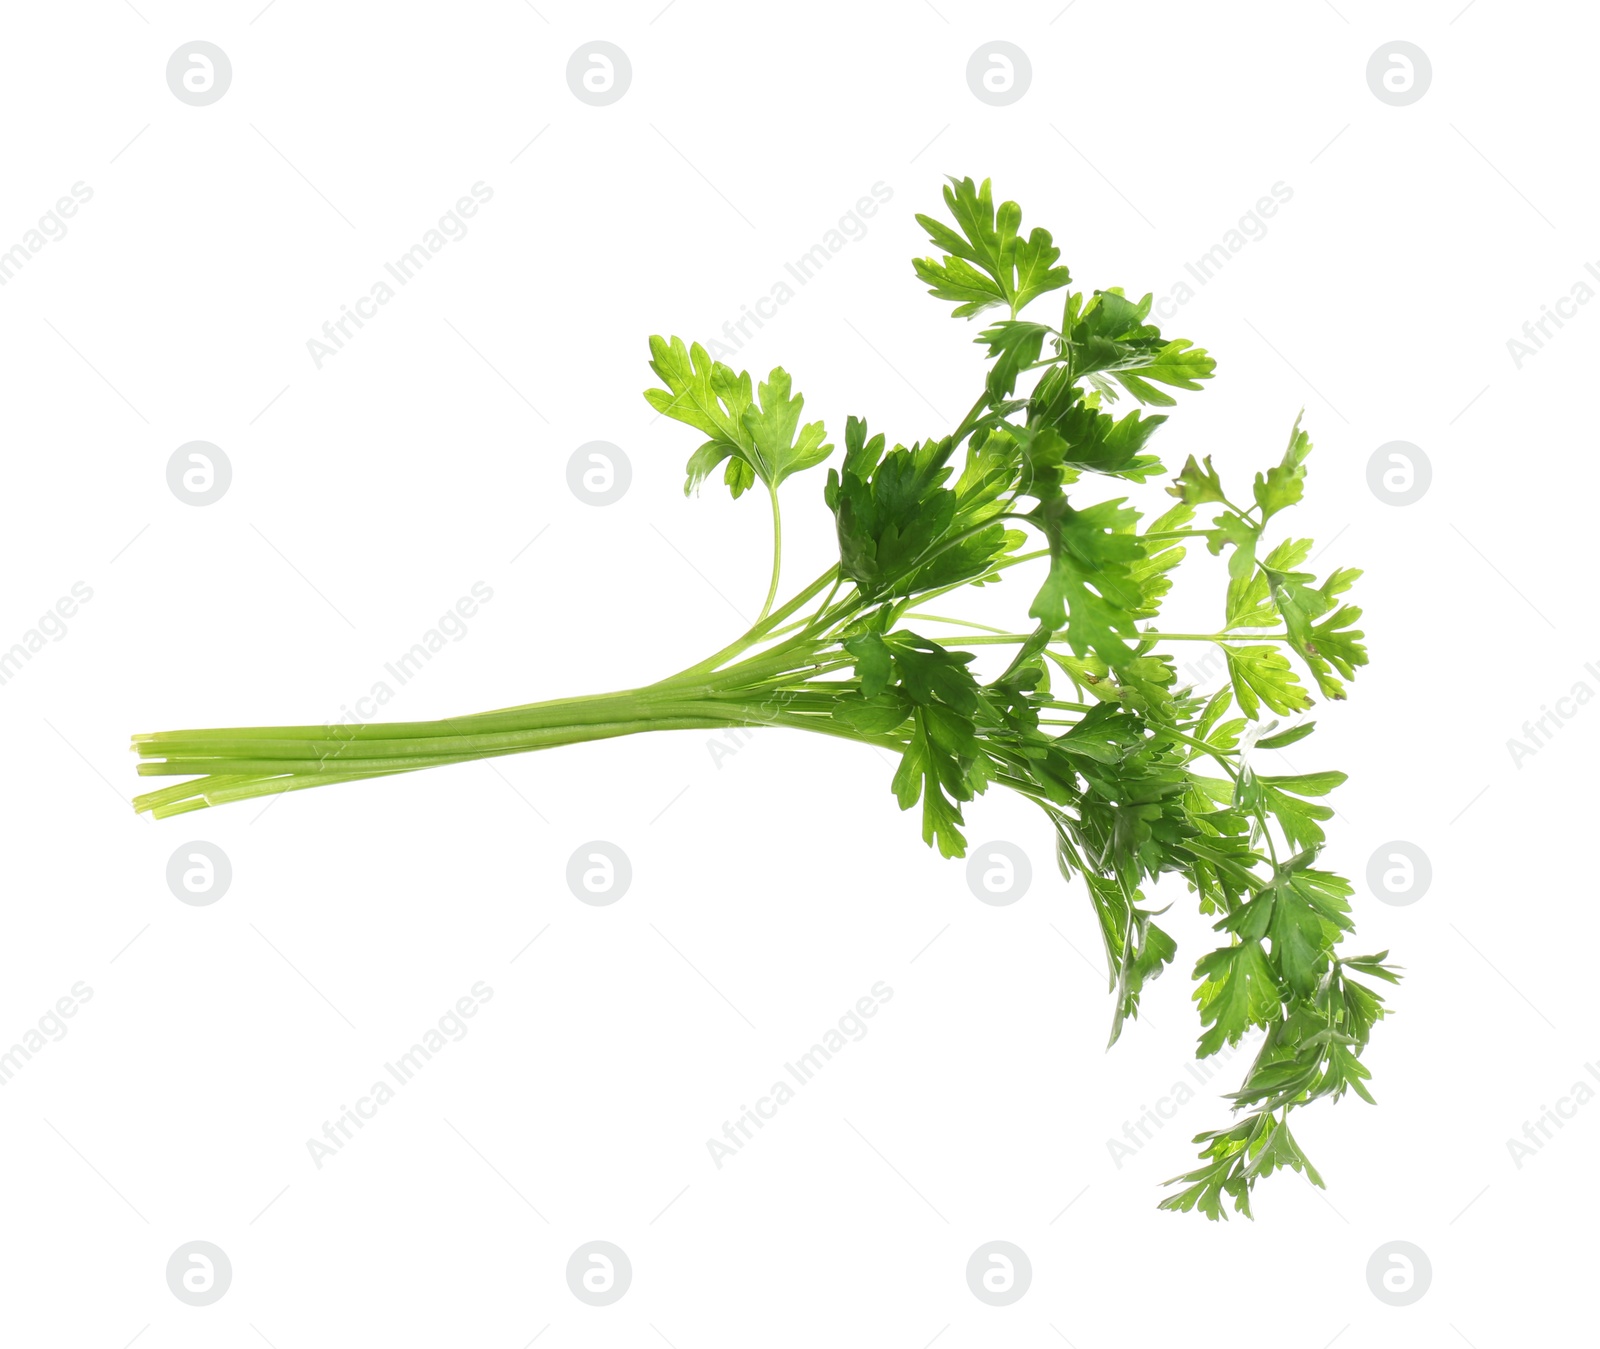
[0,1,1593,1345]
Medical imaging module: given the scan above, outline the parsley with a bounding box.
[132,176,1392,1218]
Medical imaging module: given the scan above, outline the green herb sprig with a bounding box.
[132,176,1396,1217]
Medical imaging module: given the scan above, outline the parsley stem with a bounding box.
[899,612,1014,635]
[759,574,848,643]
[950,390,996,446]
[668,564,839,679]
[901,549,1048,616]
[756,482,783,624]
[131,689,915,818]
[1135,632,1290,643]
[1144,724,1239,766]
[896,512,1032,588]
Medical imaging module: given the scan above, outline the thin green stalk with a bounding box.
[756,482,783,624]
[899,612,1014,635]
[1144,724,1241,768]
[134,696,910,818]
[901,511,1033,580]
[901,549,1047,616]
[1136,632,1289,643]
[950,390,996,446]
[669,565,840,681]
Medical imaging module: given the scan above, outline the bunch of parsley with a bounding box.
[133,176,1396,1217]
